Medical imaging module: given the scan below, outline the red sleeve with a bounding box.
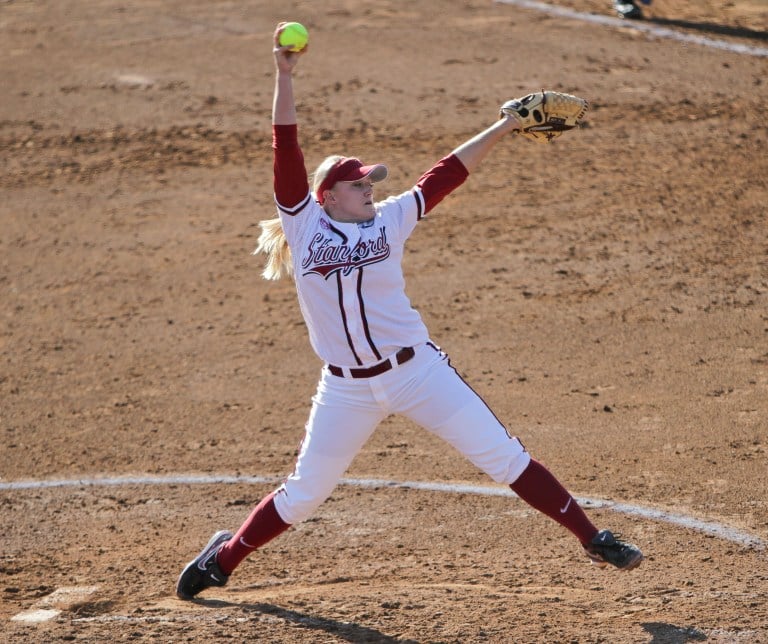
[273,124,310,209]
[415,154,469,214]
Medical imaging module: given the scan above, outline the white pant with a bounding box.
[273,342,530,524]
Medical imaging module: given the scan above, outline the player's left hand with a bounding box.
[500,91,588,143]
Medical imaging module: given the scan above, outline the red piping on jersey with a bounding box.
[414,189,425,220]
[326,221,348,244]
[275,192,312,216]
[336,271,363,365]
[357,268,382,360]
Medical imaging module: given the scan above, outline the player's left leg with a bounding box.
[393,343,642,568]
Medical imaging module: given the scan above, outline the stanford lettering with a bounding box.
[302,226,390,278]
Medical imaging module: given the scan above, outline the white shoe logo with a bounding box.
[197,554,215,572]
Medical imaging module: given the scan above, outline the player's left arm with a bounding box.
[451,114,519,172]
[415,114,519,214]
[414,155,467,215]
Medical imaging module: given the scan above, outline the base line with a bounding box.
[494,0,768,57]
[1,473,763,548]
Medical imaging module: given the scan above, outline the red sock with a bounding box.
[510,458,598,545]
[216,491,291,575]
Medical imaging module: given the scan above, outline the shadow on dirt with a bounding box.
[642,622,707,643]
[647,18,768,42]
[196,598,420,643]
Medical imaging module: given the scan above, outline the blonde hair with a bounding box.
[254,155,343,281]
[312,154,345,197]
[253,218,292,280]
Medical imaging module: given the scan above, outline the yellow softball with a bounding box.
[279,22,309,53]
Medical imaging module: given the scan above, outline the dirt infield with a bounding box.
[2,0,768,642]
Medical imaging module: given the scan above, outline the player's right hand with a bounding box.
[273,23,307,73]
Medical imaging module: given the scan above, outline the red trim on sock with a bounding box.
[510,458,598,545]
[216,491,290,575]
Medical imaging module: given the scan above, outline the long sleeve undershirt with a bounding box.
[272,124,469,214]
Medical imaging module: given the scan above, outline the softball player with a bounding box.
[176,23,643,600]
[614,0,644,19]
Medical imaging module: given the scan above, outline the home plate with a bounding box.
[11,608,62,624]
[11,586,99,624]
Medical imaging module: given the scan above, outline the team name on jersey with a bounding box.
[301,227,390,279]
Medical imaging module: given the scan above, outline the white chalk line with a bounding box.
[1,473,763,548]
[5,472,764,626]
[495,0,768,57]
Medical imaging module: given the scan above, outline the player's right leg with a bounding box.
[176,371,386,599]
[270,372,388,525]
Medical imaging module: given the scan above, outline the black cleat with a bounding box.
[614,1,643,19]
[584,529,644,570]
[176,530,233,600]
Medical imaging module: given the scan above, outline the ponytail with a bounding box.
[253,218,292,280]
[257,155,342,280]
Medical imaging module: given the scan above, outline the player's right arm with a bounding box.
[272,24,309,210]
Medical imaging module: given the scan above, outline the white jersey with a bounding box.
[277,188,429,367]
